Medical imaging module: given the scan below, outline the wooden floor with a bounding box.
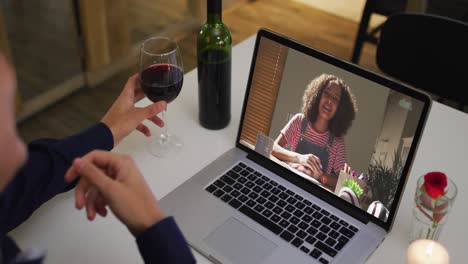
[18,0,380,142]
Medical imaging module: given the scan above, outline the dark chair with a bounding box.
[376,13,468,109]
[351,0,408,64]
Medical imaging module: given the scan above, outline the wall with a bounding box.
[269,49,390,175]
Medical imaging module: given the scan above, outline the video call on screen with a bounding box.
[239,37,425,222]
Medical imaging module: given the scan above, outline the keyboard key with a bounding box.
[320,209,330,216]
[256,197,267,204]
[246,167,254,172]
[311,219,321,228]
[214,180,225,188]
[306,227,318,236]
[238,162,246,168]
[310,248,322,259]
[268,195,279,203]
[262,209,273,218]
[227,171,240,179]
[229,199,242,209]
[263,183,273,190]
[247,174,256,181]
[305,235,317,245]
[206,185,217,193]
[221,194,232,203]
[349,225,359,233]
[254,204,265,213]
[264,201,275,209]
[280,230,294,242]
[261,175,270,181]
[246,199,256,208]
[276,200,287,208]
[320,225,330,234]
[298,221,309,230]
[304,206,314,214]
[312,211,323,220]
[286,189,295,196]
[302,215,313,223]
[325,237,336,247]
[338,236,349,245]
[339,220,349,227]
[261,190,271,198]
[221,175,235,185]
[290,216,300,225]
[213,189,225,198]
[339,227,355,238]
[285,205,295,212]
[254,171,262,176]
[248,192,259,199]
[240,170,250,176]
[222,185,233,193]
[280,211,292,220]
[231,190,240,198]
[300,246,310,254]
[270,214,281,223]
[315,241,338,257]
[321,216,332,225]
[287,197,297,204]
[273,206,283,214]
[239,205,282,235]
[241,187,250,195]
[291,237,303,247]
[271,188,281,195]
[303,200,312,206]
[239,194,248,202]
[334,242,346,251]
[255,179,265,186]
[293,210,304,218]
[316,232,327,241]
[233,165,242,172]
[269,180,278,186]
[287,225,298,234]
[253,186,263,193]
[246,181,255,188]
[296,230,308,239]
[279,192,289,200]
[330,221,341,230]
[329,230,340,239]
[279,220,290,228]
[319,257,329,264]
[277,185,286,191]
[233,183,243,190]
[330,214,339,221]
[238,177,247,184]
[295,201,306,210]
[312,204,322,211]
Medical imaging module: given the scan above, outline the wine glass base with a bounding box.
[148,133,183,158]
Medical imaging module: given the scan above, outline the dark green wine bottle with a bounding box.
[197,0,232,130]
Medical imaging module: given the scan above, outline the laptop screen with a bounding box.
[238,31,429,225]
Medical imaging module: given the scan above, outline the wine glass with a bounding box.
[139,37,184,157]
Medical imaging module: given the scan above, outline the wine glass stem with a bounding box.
[160,106,168,144]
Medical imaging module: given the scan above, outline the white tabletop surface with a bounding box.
[11,35,468,264]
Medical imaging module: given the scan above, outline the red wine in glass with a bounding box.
[140,64,184,103]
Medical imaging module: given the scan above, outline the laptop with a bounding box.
[160,29,431,264]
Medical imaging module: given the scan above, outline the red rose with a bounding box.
[424,172,448,199]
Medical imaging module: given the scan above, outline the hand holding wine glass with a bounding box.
[139,37,184,157]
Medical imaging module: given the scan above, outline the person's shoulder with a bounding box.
[291,113,304,122]
[332,136,346,147]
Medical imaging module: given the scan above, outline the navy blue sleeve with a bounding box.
[136,217,196,264]
[0,123,114,234]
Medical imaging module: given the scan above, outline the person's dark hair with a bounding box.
[302,74,357,138]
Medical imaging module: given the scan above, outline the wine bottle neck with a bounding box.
[207,0,222,24]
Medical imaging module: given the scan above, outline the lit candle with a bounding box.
[407,239,449,264]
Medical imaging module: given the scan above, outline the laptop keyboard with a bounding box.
[205,162,360,264]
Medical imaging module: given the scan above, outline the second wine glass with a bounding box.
[139,37,184,157]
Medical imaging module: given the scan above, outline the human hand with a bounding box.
[64,150,164,236]
[296,154,323,177]
[101,74,167,146]
[290,163,315,178]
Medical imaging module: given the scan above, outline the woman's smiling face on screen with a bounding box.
[318,81,341,122]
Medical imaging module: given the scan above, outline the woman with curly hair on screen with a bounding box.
[272,74,357,189]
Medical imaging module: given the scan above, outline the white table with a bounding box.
[11,35,468,263]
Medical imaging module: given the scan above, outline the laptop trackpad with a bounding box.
[204,217,277,264]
